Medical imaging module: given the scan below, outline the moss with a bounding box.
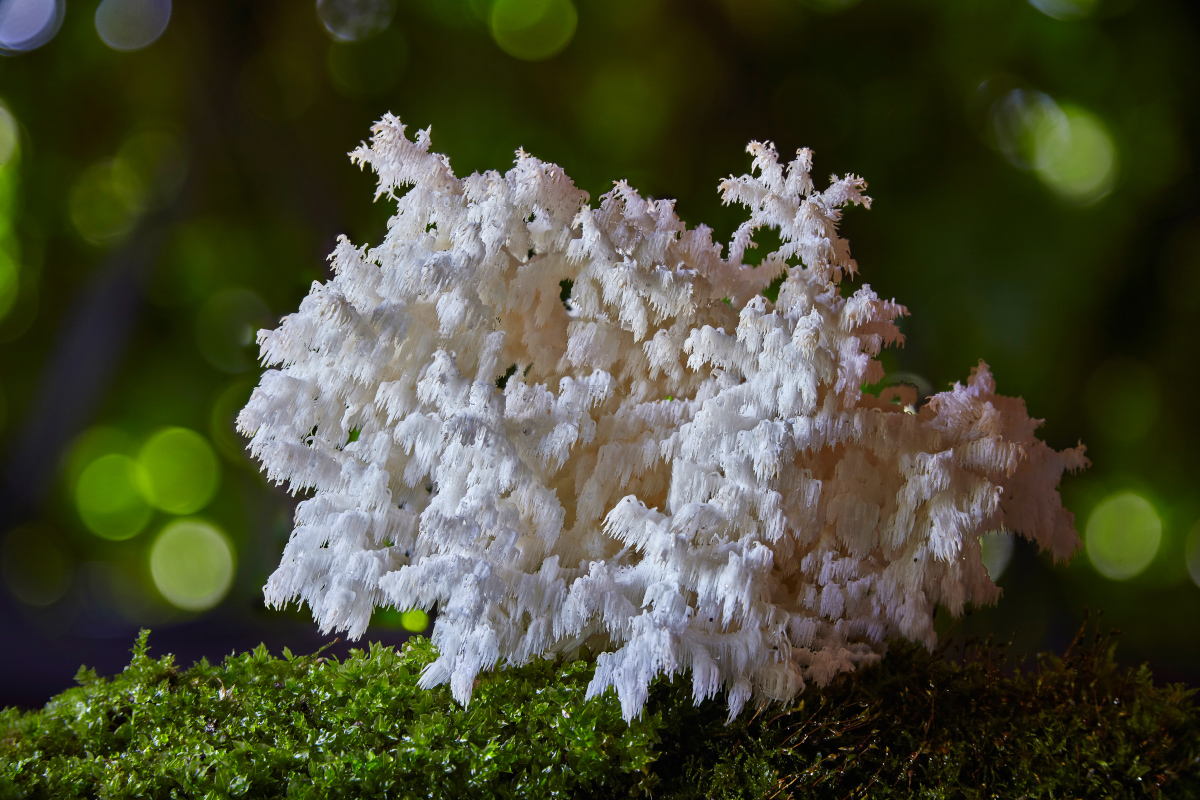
[2,629,1197,799]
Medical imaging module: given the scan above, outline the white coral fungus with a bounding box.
[238,115,1086,722]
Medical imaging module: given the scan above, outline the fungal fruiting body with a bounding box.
[238,116,1086,721]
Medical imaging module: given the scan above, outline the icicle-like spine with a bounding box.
[238,119,1087,723]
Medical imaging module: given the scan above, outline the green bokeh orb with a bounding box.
[1034,105,1117,205]
[76,453,153,540]
[68,159,146,245]
[210,379,256,464]
[1085,492,1162,581]
[490,0,576,62]
[0,250,17,322]
[400,608,429,632]
[979,530,1015,581]
[137,427,220,514]
[1185,522,1200,589]
[0,102,18,169]
[149,519,235,611]
[194,287,273,373]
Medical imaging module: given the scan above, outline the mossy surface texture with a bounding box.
[2,631,1197,799]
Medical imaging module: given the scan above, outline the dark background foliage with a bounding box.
[1,0,1198,708]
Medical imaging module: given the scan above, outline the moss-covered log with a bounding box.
[2,630,1197,799]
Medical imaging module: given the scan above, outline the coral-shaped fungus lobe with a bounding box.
[238,115,1086,722]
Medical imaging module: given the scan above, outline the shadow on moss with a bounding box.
[2,626,1197,799]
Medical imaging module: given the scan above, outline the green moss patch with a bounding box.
[2,630,1197,799]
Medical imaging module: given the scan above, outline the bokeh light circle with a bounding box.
[991,89,1067,171]
[149,519,235,611]
[94,0,171,52]
[0,0,64,55]
[991,90,1115,205]
[0,102,18,167]
[76,453,153,540]
[1185,522,1200,590]
[1085,492,1162,581]
[980,530,1015,581]
[490,0,577,61]
[317,0,395,42]
[0,178,16,237]
[67,425,135,487]
[210,379,256,464]
[0,161,18,229]
[195,287,272,373]
[68,159,146,245]
[118,127,189,207]
[400,608,429,632]
[0,250,17,322]
[1034,105,1116,205]
[136,427,219,514]
[1027,0,1098,21]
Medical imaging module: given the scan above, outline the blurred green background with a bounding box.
[1,0,1197,705]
